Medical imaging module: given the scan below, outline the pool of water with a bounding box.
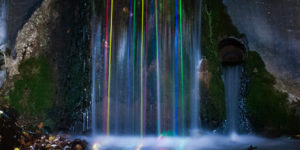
[81,134,300,150]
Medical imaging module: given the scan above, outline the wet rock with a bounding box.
[223,0,300,115]
[7,0,60,77]
[246,145,257,150]
[0,105,21,150]
[219,37,247,65]
[22,134,87,150]
[71,139,88,150]
[199,58,211,89]
[6,0,43,47]
[0,104,88,149]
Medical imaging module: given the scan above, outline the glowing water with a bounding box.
[85,1,300,149]
[0,0,6,51]
[190,0,203,134]
[0,0,7,88]
[191,59,202,134]
[85,135,300,150]
[223,66,242,134]
[91,23,102,135]
[90,0,204,136]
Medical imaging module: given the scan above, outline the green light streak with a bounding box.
[140,0,144,137]
[132,0,136,134]
[179,0,185,135]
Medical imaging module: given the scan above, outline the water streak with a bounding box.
[91,23,102,135]
[223,66,242,134]
[107,0,114,135]
[90,0,205,137]
[0,0,6,50]
[0,0,7,88]
[190,0,203,134]
[155,0,161,136]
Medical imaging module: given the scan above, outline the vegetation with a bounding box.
[200,0,244,128]
[5,47,12,56]
[246,51,300,133]
[9,57,54,124]
[201,0,300,134]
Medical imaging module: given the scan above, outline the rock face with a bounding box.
[6,0,60,77]
[199,58,211,89]
[1,0,90,132]
[6,0,43,47]
[223,0,300,103]
[219,37,247,65]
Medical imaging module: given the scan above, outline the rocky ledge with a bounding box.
[0,104,88,150]
[6,0,60,77]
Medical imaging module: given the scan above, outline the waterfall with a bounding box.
[0,0,6,88]
[0,0,6,50]
[91,23,102,135]
[223,66,242,134]
[190,59,202,133]
[190,0,203,134]
[90,0,204,136]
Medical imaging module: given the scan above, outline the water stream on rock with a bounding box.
[90,0,203,136]
[0,0,6,50]
[0,0,7,88]
[223,65,242,134]
[85,0,299,149]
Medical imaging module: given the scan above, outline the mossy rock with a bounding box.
[200,0,243,129]
[5,47,12,56]
[9,57,54,121]
[246,51,300,134]
[200,0,300,134]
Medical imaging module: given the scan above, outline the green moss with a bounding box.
[200,0,244,127]
[246,51,300,132]
[5,47,12,56]
[200,0,300,133]
[9,57,54,119]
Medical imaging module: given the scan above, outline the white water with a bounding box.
[190,59,202,134]
[91,23,102,135]
[0,0,6,88]
[223,66,242,134]
[0,0,6,51]
[190,0,203,134]
[84,134,300,150]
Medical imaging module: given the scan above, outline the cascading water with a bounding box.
[190,0,203,134]
[0,0,7,88]
[90,0,203,137]
[91,23,102,135]
[84,0,300,149]
[223,65,242,134]
[0,0,6,50]
[190,59,202,134]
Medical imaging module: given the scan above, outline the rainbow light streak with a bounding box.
[144,0,148,135]
[107,0,114,135]
[132,0,137,134]
[155,0,161,136]
[163,0,168,132]
[140,0,144,136]
[179,0,185,135]
[127,0,132,134]
[175,0,179,135]
[103,0,110,133]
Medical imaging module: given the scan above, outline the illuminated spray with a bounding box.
[107,0,114,135]
[132,0,136,134]
[103,0,110,134]
[155,0,161,136]
[179,0,185,135]
[140,0,144,136]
